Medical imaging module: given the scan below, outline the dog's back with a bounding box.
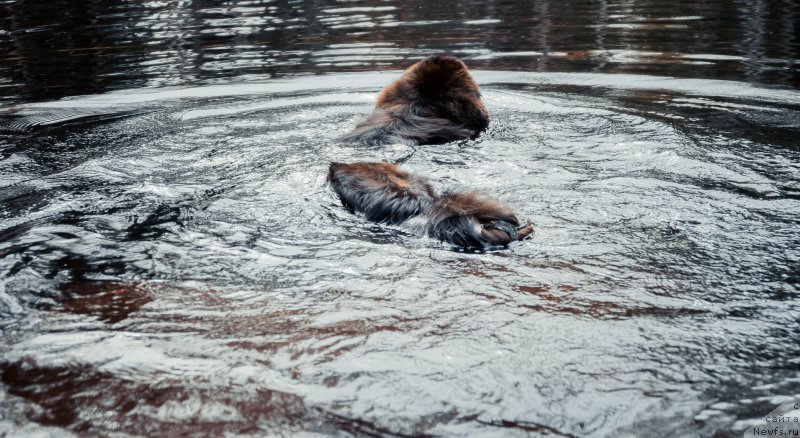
[328,163,532,250]
[328,162,435,224]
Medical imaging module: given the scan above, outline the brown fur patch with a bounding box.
[330,162,428,197]
[328,162,435,224]
[343,55,490,145]
[427,191,533,249]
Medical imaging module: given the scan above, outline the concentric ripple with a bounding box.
[0,72,799,436]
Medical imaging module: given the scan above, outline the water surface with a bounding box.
[1,1,799,437]
[1,0,798,104]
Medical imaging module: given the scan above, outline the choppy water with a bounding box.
[1,0,800,437]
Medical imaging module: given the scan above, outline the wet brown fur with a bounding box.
[331,57,530,249]
[342,56,490,145]
[328,162,435,224]
[427,191,534,249]
[328,162,532,250]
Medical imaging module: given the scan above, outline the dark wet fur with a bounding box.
[427,192,534,250]
[328,162,435,224]
[343,55,490,145]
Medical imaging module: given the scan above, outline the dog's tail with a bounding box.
[426,192,533,250]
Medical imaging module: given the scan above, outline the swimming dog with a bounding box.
[342,56,490,145]
[328,162,532,250]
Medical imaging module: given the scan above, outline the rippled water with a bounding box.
[2,0,798,104]
[2,0,800,437]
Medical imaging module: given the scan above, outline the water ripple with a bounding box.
[0,70,798,436]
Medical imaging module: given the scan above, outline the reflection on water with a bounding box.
[0,0,798,104]
[1,0,800,437]
[0,71,798,436]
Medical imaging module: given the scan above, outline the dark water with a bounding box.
[2,0,799,104]
[1,0,799,437]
